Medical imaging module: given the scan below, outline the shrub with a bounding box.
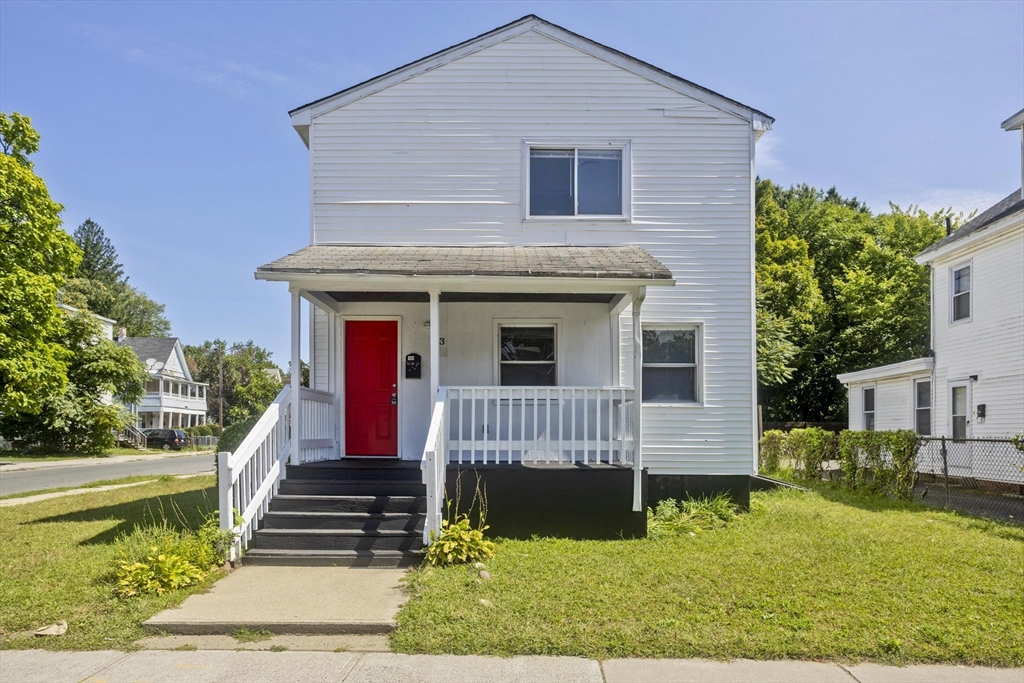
[115,541,205,598]
[648,494,737,539]
[879,430,920,501]
[758,430,788,473]
[424,472,496,567]
[219,417,258,454]
[788,428,836,480]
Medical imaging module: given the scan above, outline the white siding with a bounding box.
[930,222,1024,438]
[163,345,185,379]
[307,30,757,475]
[312,307,329,391]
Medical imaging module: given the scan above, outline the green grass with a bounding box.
[0,448,187,462]
[232,627,274,643]
[0,475,221,650]
[391,486,1024,665]
[0,475,180,501]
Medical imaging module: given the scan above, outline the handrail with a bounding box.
[219,385,292,560]
[421,387,448,545]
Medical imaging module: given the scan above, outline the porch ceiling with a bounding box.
[256,245,673,282]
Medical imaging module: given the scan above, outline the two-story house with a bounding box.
[118,336,209,430]
[838,110,1024,445]
[219,16,773,564]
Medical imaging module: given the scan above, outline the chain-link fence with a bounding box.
[915,437,1024,524]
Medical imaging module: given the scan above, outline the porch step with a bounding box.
[285,464,422,481]
[270,495,426,514]
[242,548,419,568]
[252,528,424,552]
[278,479,425,497]
[262,510,425,531]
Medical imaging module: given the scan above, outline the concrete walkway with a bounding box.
[144,566,408,635]
[0,450,210,472]
[2,650,1020,683]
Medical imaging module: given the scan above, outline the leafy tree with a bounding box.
[0,310,147,453]
[0,112,81,415]
[185,340,282,427]
[73,218,123,285]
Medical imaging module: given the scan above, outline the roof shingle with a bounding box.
[918,189,1024,257]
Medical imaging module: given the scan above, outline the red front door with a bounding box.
[345,320,399,456]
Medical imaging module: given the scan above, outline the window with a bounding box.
[914,380,931,435]
[952,265,971,322]
[145,380,159,394]
[863,387,875,431]
[527,146,627,217]
[498,325,556,386]
[642,328,699,403]
[951,384,968,439]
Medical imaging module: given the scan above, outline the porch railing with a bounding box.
[421,388,449,544]
[445,386,635,465]
[218,385,291,560]
[298,387,335,463]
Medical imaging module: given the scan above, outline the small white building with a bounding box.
[838,110,1024,441]
[118,337,209,429]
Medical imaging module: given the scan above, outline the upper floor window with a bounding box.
[642,327,700,404]
[951,264,971,322]
[498,325,556,386]
[525,143,629,219]
[863,387,875,431]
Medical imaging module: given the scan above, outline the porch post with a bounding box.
[290,290,301,466]
[631,286,646,512]
[429,290,440,402]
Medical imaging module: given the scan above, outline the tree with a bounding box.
[0,112,81,415]
[185,340,282,427]
[0,310,147,453]
[73,218,123,285]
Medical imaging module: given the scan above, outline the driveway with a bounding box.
[0,453,215,497]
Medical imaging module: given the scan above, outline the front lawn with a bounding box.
[0,475,220,650]
[392,486,1024,665]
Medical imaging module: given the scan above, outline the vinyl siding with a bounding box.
[306,30,757,475]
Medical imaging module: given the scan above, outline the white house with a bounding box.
[838,110,1024,442]
[219,16,773,562]
[118,337,209,429]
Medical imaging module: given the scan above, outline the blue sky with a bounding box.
[2,1,1022,366]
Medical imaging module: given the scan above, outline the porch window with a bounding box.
[641,327,698,403]
[863,387,875,431]
[528,147,625,217]
[951,264,971,322]
[498,325,556,386]
[914,380,931,435]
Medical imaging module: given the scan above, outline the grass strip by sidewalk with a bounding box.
[392,486,1024,666]
[0,475,174,501]
[0,475,220,650]
[0,447,214,463]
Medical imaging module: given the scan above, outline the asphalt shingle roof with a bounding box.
[118,337,179,364]
[918,189,1024,257]
[256,245,673,280]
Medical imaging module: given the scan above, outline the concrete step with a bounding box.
[261,511,425,531]
[269,495,426,514]
[252,528,424,552]
[285,465,422,482]
[278,480,426,497]
[242,548,420,568]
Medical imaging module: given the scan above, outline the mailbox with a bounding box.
[405,353,422,379]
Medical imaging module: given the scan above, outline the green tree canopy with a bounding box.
[0,113,81,415]
[184,340,282,427]
[73,218,124,285]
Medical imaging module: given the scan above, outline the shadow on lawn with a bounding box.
[30,484,218,546]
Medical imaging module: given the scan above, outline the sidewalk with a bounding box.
[1,650,1019,683]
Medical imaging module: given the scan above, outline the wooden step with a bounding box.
[252,528,423,552]
[277,480,426,497]
[285,465,422,481]
[269,495,426,514]
[261,511,424,531]
[242,548,420,568]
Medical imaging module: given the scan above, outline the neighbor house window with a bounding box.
[498,325,556,386]
[527,146,627,217]
[863,387,875,431]
[145,380,159,394]
[642,327,699,403]
[914,380,931,435]
[952,265,971,322]
[951,385,968,439]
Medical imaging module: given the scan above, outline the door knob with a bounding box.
[391,393,398,405]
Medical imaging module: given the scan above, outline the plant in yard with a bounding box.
[647,494,738,539]
[787,427,836,480]
[424,472,496,567]
[758,430,788,473]
[114,541,205,598]
[1010,432,1024,454]
[878,430,921,500]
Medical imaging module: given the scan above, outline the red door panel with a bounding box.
[345,321,398,456]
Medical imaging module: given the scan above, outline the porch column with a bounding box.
[158,409,164,429]
[429,290,440,402]
[290,290,301,466]
[631,286,646,512]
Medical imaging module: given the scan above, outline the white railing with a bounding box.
[445,386,635,465]
[219,385,292,560]
[421,388,449,545]
[298,387,335,463]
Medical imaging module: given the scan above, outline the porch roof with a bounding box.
[256,245,673,282]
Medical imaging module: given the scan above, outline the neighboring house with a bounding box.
[221,15,774,562]
[838,110,1024,441]
[118,336,209,429]
[58,304,116,343]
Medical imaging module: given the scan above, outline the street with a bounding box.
[0,453,215,497]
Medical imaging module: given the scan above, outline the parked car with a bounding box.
[142,428,187,451]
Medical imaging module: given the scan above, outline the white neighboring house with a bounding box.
[838,110,1024,441]
[117,336,209,429]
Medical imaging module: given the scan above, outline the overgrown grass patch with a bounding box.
[392,486,1024,665]
[0,475,221,650]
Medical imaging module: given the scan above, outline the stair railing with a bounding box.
[420,387,448,545]
[121,423,147,450]
[218,385,291,560]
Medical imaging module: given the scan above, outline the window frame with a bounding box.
[913,377,932,436]
[640,323,702,406]
[949,261,972,324]
[862,385,876,431]
[493,319,561,387]
[949,380,971,439]
[521,139,632,222]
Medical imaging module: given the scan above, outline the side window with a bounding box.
[527,145,627,218]
[498,326,556,386]
[951,265,971,322]
[863,387,875,431]
[642,328,699,403]
[914,380,931,435]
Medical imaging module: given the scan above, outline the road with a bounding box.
[0,453,215,497]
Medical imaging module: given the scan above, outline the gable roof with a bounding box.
[289,14,773,137]
[916,188,1024,260]
[118,337,186,377]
